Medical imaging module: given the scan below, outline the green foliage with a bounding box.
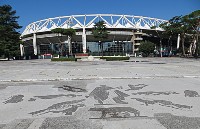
[63,28,76,36]
[159,22,174,37]
[51,57,77,61]
[185,10,200,32]
[51,28,76,56]
[51,28,76,36]
[92,21,109,42]
[20,34,32,39]
[51,28,63,34]
[150,25,165,57]
[139,41,155,57]
[159,10,200,57]
[92,21,109,56]
[0,5,22,59]
[186,10,200,57]
[100,56,130,61]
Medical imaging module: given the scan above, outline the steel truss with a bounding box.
[21,14,168,36]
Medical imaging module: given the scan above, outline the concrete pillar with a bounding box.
[177,34,180,49]
[131,33,135,55]
[20,44,24,56]
[82,27,87,53]
[51,43,54,52]
[33,33,37,55]
[37,45,40,55]
[68,36,72,55]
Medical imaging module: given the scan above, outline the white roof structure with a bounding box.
[21,14,168,36]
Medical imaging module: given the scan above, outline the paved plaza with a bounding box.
[0,57,200,129]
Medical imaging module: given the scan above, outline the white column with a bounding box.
[82,27,87,53]
[177,34,180,49]
[131,34,135,55]
[68,36,72,55]
[33,33,37,55]
[20,44,24,56]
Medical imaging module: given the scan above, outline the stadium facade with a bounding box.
[21,14,169,58]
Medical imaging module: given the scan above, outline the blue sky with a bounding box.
[1,0,199,33]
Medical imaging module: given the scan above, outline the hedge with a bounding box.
[100,56,130,61]
[51,58,77,61]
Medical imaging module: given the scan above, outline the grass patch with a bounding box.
[100,56,130,61]
[51,57,77,61]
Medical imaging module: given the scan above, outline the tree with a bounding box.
[51,28,76,56]
[51,28,65,56]
[159,22,175,54]
[185,10,200,58]
[161,16,190,56]
[92,21,109,56]
[63,28,76,55]
[151,26,164,57]
[160,10,200,58]
[139,41,155,57]
[0,5,22,59]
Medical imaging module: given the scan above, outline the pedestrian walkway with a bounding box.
[0,58,200,129]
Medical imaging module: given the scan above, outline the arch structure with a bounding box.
[21,14,168,57]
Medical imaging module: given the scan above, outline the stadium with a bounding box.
[20,14,172,58]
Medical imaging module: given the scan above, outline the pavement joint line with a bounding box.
[0,75,200,82]
[27,118,46,129]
